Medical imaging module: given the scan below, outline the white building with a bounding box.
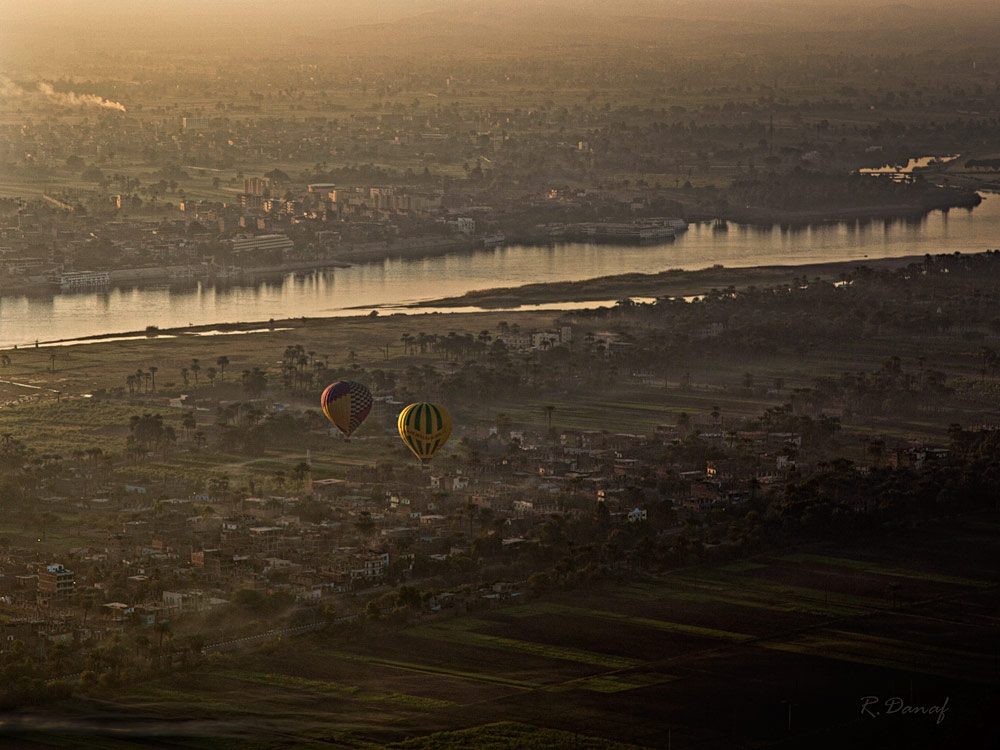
[230,233,294,255]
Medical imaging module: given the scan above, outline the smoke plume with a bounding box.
[36,82,127,112]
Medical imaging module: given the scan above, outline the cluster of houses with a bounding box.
[0,392,957,659]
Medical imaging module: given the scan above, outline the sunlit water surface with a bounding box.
[1,193,998,347]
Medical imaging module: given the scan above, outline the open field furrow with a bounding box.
[497,602,753,641]
[407,620,641,669]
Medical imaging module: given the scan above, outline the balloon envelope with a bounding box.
[398,402,452,464]
[321,381,373,437]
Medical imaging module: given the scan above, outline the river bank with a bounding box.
[406,254,934,308]
[15,252,946,350]
[0,258,354,296]
[718,191,982,226]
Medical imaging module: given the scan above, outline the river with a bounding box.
[1,192,998,348]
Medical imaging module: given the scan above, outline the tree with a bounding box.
[400,333,414,355]
[242,368,267,399]
[181,412,196,438]
[129,413,165,453]
[543,404,556,431]
[292,461,311,485]
[190,358,201,384]
[153,621,172,655]
[148,366,158,392]
[354,512,376,544]
[216,356,229,381]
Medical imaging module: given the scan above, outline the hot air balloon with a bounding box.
[321,381,373,438]
[398,402,452,465]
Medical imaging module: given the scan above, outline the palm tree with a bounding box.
[181,412,196,438]
[292,461,310,485]
[190,358,201,384]
[216,356,229,381]
[181,367,189,385]
[80,596,94,626]
[153,620,172,655]
[242,368,267,399]
[148,366,158,392]
[544,404,556,432]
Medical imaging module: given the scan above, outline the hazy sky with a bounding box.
[2,0,997,72]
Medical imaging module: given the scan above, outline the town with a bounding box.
[2,0,999,746]
[0,248,997,715]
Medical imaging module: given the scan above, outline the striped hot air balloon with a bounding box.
[320,381,373,437]
[397,402,452,465]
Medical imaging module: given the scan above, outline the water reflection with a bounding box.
[0,193,997,347]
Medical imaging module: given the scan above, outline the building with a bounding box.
[49,271,111,291]
[248,526,281,554]
[353,551,389,580]
[230,233,294,256]
[627,508,648,523]
[243,177,271,196]
[37,564,75,598]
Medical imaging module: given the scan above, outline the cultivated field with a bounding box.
[16,514,997,749]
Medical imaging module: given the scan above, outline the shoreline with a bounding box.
[714,192,982,226]
[0,258,354,297]
[403,254,937,309]
[0,195,985,299]
[12,252,952,350]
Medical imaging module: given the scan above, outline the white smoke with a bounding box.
[0,75,26,99]
[36,82,127,112]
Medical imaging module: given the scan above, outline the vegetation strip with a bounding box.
[673,571,882,610]
[758,635,994,682]
[363,721,648,750]
[330,652,540,689]
[407,620,641,669]
[220,670,454,711]
[499,603,752,642]
[776,553,994,588]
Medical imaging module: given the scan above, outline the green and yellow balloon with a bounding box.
[398,402,452,465]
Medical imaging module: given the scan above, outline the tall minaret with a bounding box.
[305,450,314,496]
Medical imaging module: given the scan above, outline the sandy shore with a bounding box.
[409,254,933,308]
